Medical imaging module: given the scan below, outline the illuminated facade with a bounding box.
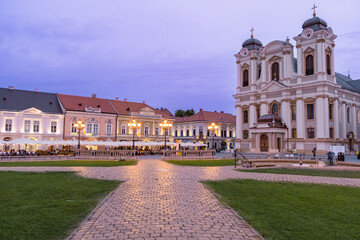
[234,10,360,154]
[0,87,64,150]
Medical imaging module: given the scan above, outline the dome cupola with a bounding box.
[242,27,262,51]
[302,4,328,31]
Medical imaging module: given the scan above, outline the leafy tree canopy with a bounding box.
[175,109,195,117]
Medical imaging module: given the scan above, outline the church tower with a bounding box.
[234,28,263,147]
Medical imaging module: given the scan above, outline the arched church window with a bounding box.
[258,65,261,80]
[326,54,331,75]
[243,69,249,87]
[305,55,314,75]
[271,62,279,81]
[272,103,279,116]
[347,107,350,124]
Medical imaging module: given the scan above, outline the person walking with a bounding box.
[327,151,335,166]
[312,148,316,158]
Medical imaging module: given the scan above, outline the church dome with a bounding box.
[302,16,328,31]
[242,37,262,51]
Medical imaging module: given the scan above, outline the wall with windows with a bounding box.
[0,108,64,144]
[64,111,116,141]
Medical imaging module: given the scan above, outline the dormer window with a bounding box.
[271,62,279,81]
[243,69,249,87]
[305,55,314,75]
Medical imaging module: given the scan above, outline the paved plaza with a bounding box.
[1,160,360,239]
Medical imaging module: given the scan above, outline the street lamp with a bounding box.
[208,122,218,150]
[128,120,140,150]
[74,120,86,149]
[160,120,172,150]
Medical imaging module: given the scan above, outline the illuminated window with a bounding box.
[51,121,57,133]
[33,121,40,132]
[24,120,31,133]
[5,119,12,132]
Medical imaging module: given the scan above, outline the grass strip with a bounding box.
[0,171,120,240]
[205,179,360,240]
[238,168,360,178]
[0,160,137,167]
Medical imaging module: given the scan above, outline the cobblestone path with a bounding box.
[1,159,360,239]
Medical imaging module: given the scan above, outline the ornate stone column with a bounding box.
[333,98,340,139]
[236,106,243,140]
[296,98,305,139]
[341,101,347,139]
[315,97,325,139]
[352,104,357,139]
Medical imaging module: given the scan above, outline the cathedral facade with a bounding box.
[233,10,360,154]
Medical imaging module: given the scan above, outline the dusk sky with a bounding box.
[0,0,359,115]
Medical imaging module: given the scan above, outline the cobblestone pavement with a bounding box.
[1,160,360,239]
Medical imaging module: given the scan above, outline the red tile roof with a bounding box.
[109,100,174,119]
[175,110,235,123]
[57,94,117,114]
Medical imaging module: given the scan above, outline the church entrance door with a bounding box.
[260,134,269,152]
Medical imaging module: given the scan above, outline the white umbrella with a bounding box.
[194,142,207,147]
[7,138,38,145]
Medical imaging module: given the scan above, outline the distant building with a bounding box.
[0,87,64,151]
[233,10,360,154]
[173,109,236,150]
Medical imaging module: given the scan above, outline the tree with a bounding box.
[175,109,195,117]
[175,109,185,117]
[185,109,195,116]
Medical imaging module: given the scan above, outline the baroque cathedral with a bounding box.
[233,7,360,154]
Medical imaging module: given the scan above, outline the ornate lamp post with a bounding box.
[74,120,86,149]
[207,122,218,150]
[160,120,172,150]
[128,120,140,150]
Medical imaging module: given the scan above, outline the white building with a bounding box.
[233,10,360,154]
[0,87,64,151]
[174,109,236,150]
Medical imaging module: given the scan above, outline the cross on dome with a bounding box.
[250,27,254,37]
[312,4,317,17]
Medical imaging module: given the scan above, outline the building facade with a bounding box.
[57,94,118,144]
[234,11,360,154]
[174,109,236,150]
[0,87,64,151]
[110,99,174,143]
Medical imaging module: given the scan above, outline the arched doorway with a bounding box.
[260,134,269,152]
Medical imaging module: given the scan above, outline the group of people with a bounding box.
[313,147,344,166]
[0,149,37,156]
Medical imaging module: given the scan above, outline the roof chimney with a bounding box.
[115,97,119,101]
[214,110,217,112]
[200,108,203,112]
[35,88,39,92]
[8,86,14,90]
[92,94,96,98]
[143,101,146,104]
[124,98,127,102]
[221,110,224,113]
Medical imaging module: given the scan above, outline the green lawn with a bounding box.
[0,171,120,240]
[238,168,360,178]
[0,160,137,167]
[166,159,235,166]
[205,179,360,240]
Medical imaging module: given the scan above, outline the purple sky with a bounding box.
[1,0,359,115]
